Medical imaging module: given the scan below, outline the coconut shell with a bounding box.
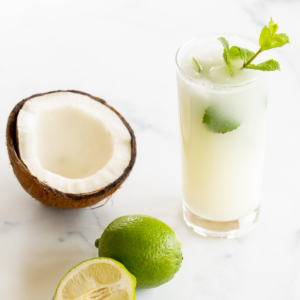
[6,90,137,209]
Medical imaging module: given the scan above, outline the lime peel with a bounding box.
[96,215,182,289]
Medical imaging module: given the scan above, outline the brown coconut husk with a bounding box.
[6,90,137,209]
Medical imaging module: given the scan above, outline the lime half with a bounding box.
[53,257,136,300]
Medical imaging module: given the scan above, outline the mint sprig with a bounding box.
[218,37,233,77]
[268,18,289,49]
[203,106,240,134]
[195,18,289,77]
[242,18,289,70]
[200,18,289,135]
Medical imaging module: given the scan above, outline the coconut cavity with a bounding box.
[35,107,113,179]
[16,91,133,195]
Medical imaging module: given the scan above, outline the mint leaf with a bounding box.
[202,106,240,134]
[270,33,290,49]
[244,59,280,71]
[269,18,278,36]
[229,46,254,62]
[243,18,289,69]
[228,46,240,59]
[238,48,255,62]
[218,37,233,77]
[192,57,202,72]
[259,26,272,51]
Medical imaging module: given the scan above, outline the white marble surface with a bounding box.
[0,0,299,299]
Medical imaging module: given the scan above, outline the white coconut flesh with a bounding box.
[17,92,132,194]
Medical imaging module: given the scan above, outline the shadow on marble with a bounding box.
[19,248,92,300]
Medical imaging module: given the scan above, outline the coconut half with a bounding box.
[6,90,136,209]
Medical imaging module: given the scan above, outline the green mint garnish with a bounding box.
[202,106,240,134]
[229,46,255,63]
[269,18,278,36]
[242,18,289,70]
[192,57,202,72]
[268,18,289,49]
[214,18,289,75]
[259,26,272,51]
[217,37,233,77]
[192,18,289,76]
[269,33,290,49]
[244,59,280,71]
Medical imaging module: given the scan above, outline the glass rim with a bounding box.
[175,32,268,88]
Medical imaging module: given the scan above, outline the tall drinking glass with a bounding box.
[176,34,269,238]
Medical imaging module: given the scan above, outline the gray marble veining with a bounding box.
[0,0,299,299]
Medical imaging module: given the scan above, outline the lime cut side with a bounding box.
[53,258,136,300]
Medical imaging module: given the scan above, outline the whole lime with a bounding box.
[95,215,182,289]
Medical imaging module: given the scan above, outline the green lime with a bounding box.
[95,215,182,289]
[53,257,136,300]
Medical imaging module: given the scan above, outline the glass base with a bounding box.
[183,204,260,238]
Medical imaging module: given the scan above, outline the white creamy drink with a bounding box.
[176,35,269,224]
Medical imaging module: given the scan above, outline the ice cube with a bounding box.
[209,65,230,83]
